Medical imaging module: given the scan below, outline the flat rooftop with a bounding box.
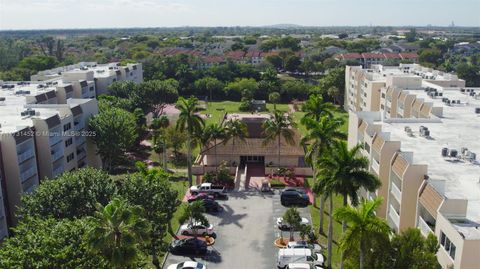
[375,87,480,221]
[357,64,463,82]
[0,81,60,105]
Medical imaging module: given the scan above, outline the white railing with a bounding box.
[49,135,62,146]
[17,149,34,163]
[75,135,86,145]
[51,150,64,162]
[371,158,380,174]
[20,166,37,182]
[418,216,434,236]
[52,166,64,177]
[389,204,400,227]
[74,122,84,131]
[391,182,402,202]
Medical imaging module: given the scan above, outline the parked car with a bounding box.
[276,217,309,230]
[190,183,225,195]
[187,193,215,203]
[169,238,208,256]
[286,263,324,269]
[167,261,207,269]
[179,222,214,236]
[280,188,310,207]
[287,240,322,252]
[202,199,221,213]
[277,249,324,269]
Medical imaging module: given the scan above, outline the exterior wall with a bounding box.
[398,163,427,231]
[32,119,63,180]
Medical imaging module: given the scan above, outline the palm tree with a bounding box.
[179,200,209,238]
[176,97,205,186]
[282,207,302,241]
[223,119,248,154]
[152,115,170,171]
[318,141,381,269]
[203,124,226,171]
[301,94,335,122]
[334,198,391,269]
[302,116,345,234]
[262,110,296,169]
[87,198,150,269]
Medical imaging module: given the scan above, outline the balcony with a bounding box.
[75,135,86,145]
[418,216,434,236]
[74,122,84,131]
[20,166,37,182]
[371,158,380,174]
[76,149,86,160]
[389,204,400,228]
[391,182,402,202]
[17,149,34,163]
[52,166,65,177]
[51,150,64,162]
[49,135,62,146]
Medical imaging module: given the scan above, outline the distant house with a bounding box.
[335,52,418,68]
[251,100,266,111]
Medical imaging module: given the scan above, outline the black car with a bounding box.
[280,188,310,207]
[169,238,208,256]
[202,199,221,212]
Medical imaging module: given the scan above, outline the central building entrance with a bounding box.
[240,155,265,165]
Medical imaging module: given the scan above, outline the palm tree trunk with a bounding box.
[319,194,325,234]
[359,240,365,269]
[277,135,281,168]
[214,140,218,172]
[163,137,167,171]
[340,194,348,269]
[327,194,333,269]
[187,136,193,187]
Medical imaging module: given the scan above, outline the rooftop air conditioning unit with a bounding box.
[441,147,448,157]
[475,108,480,114]
[450,149,458,158]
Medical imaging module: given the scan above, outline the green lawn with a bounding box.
[306,177,345,269]
[200,101,290,125]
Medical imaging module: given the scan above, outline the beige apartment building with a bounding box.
[347,64,480,269]
[31,61,143,96]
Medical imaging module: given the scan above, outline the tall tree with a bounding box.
[87,198,151,269]
[175,97,205,186]
[262,111,296,169]
[179,200,209,238]
[318,141,381,269]
[391,228,440,269]
[203,123,226,171]
[268,92,281,110]
[301,94,335,120]
[282,207,302,241]
[223,119,248,153]
[302,116,345,234]
[334,198,391,269]
[89,107,138,172]
[151,115,170,170]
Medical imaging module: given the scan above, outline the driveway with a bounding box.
[163,190,311,269]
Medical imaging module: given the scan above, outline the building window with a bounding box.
[89,87,94,91]
[66,153,74,163]
[440,230,456,260]
[63,123,71,132]
[65,138,73,147]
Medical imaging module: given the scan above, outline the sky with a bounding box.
[0,0,479,30]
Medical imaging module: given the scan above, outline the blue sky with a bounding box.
[0,0,479,30]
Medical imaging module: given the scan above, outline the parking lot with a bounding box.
[163,189,311,269]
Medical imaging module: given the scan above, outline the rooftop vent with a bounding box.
[475,108,480,114]
[441,147,448,157]
[450,149,458,158]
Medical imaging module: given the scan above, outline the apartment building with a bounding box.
[335,52,419,68]
[347,65,480,269]
[31,61,143,96]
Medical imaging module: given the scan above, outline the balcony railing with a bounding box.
[418,216,434,236]
[74,122,84,131]
[17,149,34,163]
[371,158,380,174]
[391,182,402,202]
[49,135,62,146]
[52,166,65,177]
[51,150,64,162]
[389,204,400,227]
[20,166,37,182]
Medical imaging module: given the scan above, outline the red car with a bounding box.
[187,193,215,203]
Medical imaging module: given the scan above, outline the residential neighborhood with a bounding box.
[0,1,479,269]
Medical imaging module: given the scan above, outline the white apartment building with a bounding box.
[347,64,480,269]
[345,64,466,114]
[31,62,143,96]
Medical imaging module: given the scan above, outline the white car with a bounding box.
[167,261,207,269]
[287,240,322,252]
[179,222,214,236]
[276,217,309,230]
[287,263,324,269]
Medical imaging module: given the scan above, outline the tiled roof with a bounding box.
[362,53,385,59]
[399,53,419,59]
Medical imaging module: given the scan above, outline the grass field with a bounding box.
[306,177,345,269]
